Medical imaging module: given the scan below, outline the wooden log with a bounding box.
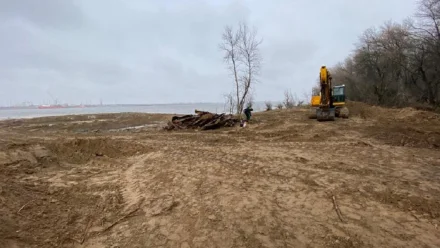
[164,111,239,130]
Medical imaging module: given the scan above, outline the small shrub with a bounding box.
[277,103,283,110]
[283,89,296,109]
[284,102,295,109]
[265,101,273,111]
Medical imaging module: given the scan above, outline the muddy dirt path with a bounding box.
[1,105,440,248]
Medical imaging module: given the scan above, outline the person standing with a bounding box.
[243,106,253,122]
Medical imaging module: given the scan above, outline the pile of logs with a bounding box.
[164,110,240,130]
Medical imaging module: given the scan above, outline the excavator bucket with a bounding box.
[316,108,335,121]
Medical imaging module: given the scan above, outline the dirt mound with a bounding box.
[366,125,440,149]
[46,138,147,164]
[0,178,112,248]
[0,139,133,248]
[393,107,440,123]
[346,101,440,123]
[0,159,125,248]
[346,102,440,149]
[0,144,60,176]
[345,101,382,119]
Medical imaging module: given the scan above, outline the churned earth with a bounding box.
[0,102,439,248]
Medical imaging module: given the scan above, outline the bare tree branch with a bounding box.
[220,21,263,115]
[331,1,440,107]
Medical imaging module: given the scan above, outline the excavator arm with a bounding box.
[316,66,336,121]
[319,66,332,108]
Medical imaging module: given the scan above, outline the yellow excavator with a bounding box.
[309,66,349,121]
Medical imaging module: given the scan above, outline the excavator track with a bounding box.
[339,106,349,118]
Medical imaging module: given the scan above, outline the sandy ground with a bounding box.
[1,102,440,248]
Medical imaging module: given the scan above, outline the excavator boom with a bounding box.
[316,66,335,121]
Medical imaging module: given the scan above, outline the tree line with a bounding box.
[330,0,440,110]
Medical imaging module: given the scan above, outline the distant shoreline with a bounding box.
[0,102,233,111]
[0,102,268,121]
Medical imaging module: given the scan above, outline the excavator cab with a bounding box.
[310,85,345,106]
[332,85,345,106]
[332,85,349,118]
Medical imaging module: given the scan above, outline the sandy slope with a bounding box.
[0,103,440,248]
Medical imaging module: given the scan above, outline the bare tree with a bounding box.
[219,26,241,114]
[220,22,263,115]
[223,92,236,114]
[283,89,295,109]
[413,0,440,105]
[245,93,254,109]
[237,22,263,114]
[329,1,440,109]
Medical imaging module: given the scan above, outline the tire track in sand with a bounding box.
[122,152,162,209]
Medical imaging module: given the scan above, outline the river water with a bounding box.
[0,102,270,120]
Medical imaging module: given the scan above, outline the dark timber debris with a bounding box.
[164,110,239,130]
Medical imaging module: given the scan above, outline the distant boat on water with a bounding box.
[38,104,63,109]
[37,104,85,109]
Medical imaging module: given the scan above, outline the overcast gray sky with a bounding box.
[0,0,417,105]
